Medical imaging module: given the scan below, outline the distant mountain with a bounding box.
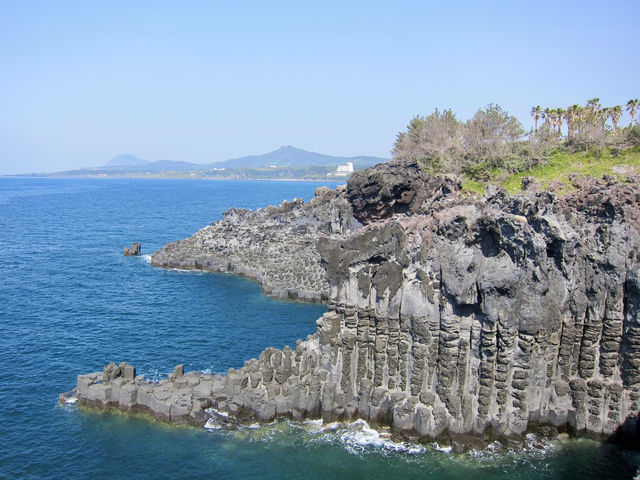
[143,160,201,171]
[107,154,150,166]
[98,158,201,172]
[31,146,388,177]
[207,146,386,169]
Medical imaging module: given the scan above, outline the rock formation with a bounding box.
[150,187,357,302]
[123,242,141,256]
[68,160,640,449]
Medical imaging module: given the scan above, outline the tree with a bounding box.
[530,106,542,133]
[542,108,552,132]
[462,103,524,169]
[587,97,601,113]
[548,109,557,134]
[555,108,565,135]
[608,105,623,132]
[576,98,606,148]
[627,99,639,126]
[392,109,463,172]
[565,105,581,138]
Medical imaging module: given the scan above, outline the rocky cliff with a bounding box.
[68,160,640,449]
[150,185,357,302]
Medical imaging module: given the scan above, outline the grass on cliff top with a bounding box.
[462,146,640,195]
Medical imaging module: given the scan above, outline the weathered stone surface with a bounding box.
[123,243,141,256]
[150,187,359,302]
[69,161,640,448]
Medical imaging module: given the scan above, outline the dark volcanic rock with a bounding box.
[123,243,141,256]
[346,160,461,224]
[72,162,640,449]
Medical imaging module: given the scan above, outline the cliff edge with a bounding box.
[66,160,640,449]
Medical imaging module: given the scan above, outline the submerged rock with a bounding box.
[70,161,640,449]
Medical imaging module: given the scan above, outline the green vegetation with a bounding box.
[393,104,529,175]
[501,146,640,193]
[393,98,640,195]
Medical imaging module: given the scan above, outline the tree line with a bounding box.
[393,98,639,179]
[530,98,638,146]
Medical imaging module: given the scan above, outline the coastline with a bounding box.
[63,159,640,450]
[2,174,347,183]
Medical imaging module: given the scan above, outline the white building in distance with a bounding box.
[334,162,354,176]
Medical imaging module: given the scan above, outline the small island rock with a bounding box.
[123,243,141,256]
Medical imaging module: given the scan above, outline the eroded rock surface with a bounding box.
[150,186,359,301]
[123,242,141,256]
[69,161,640,448]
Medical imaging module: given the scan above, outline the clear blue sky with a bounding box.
[1,0,638,174]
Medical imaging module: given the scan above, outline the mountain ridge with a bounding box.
[206,145,386,169]
[19,146,388,178]
[98,146,386,173]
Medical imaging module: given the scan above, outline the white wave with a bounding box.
[204,418,222,430]
[322,421,341,431]
[296,419,425,455]
[433,443,452,453]
[165,267,207,275]
[205,407,229,418]
[204,414,565,463]
[332,419,425,455]
[300,418,325,433]
[142,254,152,263]
[64,396,77,405]
[302,419,323,426]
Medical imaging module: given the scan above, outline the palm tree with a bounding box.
[602,107,611,128]
[575,104,587,138]
[530,106,542,133]
[609,105,623,132]
[586,98,606,133]
[627,99,639,126]
[587,97,601,113]
[566,104,580,138]
[542,108,552,131]
[556,108,565,135]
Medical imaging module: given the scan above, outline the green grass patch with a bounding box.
[461,178,486,195]
[502,146,639,194]
[461,146,639,196]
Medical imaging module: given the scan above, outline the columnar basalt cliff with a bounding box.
[66,160,640,448]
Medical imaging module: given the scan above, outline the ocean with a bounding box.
[0,177,638,479]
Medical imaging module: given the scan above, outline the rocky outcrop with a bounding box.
[150,186,359,302]
[62,361,225,426]
[123,242,141,256]
[69,161,640,449]
[346,159,460,224]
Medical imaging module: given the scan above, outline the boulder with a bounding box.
[123,243,141,256]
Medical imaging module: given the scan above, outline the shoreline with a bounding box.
[59,366,627,454]
[62,159,640,451]
[2,174,347,183]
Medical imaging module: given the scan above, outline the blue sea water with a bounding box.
[1,177,639,479]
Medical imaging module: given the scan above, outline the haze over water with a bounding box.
[1,177,638,479]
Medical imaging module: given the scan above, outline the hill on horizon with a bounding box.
[16,146,388,177]
[106,154,150,166]
[65,146,387,175]
[207,145,386,169]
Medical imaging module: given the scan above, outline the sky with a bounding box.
[0,1,639,174]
